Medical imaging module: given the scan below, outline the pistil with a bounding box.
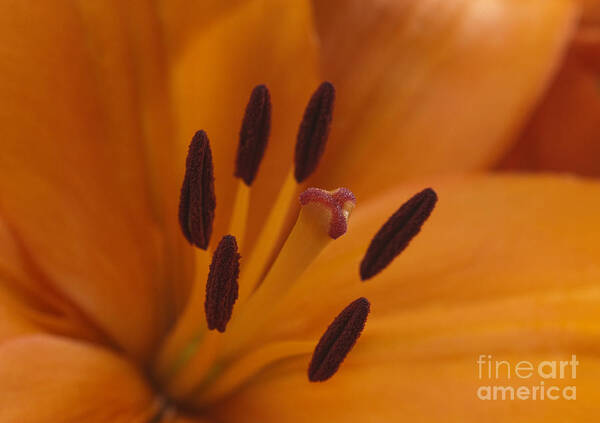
[256,187,355,300]
[223,187,356,357]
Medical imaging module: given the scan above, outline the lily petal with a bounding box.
[215,342,600,422]
[0,216,111,343]
[310,0,578,201]
[213,174,600,421]
[0,1,190,359]
[498,26,600,177]
[0,334,156,422]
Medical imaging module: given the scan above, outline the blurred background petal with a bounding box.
[497,24,600,176]
[310,0,577,200]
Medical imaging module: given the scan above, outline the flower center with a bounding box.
[150,82,438,417]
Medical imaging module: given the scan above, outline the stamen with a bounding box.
[237,83,335,304]
[205,235,241,332]
[235,85,271,186]
[299,187,356,239]
[360,188,437,280]
[294,81,335,183]
[178,130,216,249]
[308,297,370,382]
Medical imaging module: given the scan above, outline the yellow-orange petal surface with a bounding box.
[0,0,191,360]
[0,334,156,422]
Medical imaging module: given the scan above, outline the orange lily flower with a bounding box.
[1,1,599,422]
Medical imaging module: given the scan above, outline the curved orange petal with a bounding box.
[213,174,600,421]
[0,279,108,344]
[0,334,156,422]
[310,0,578,201]
[498,26,600,177]
[0,1,191,359]
[168,0,320,248]
[215,344,600,422]
[0,216,111,343]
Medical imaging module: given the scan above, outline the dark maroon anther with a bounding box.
[178,130,216,249]
[205,235,241,333]
[308,297,370,382]
[360,188,437,281]
[235,85,271,186]
[294,81,335,183]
